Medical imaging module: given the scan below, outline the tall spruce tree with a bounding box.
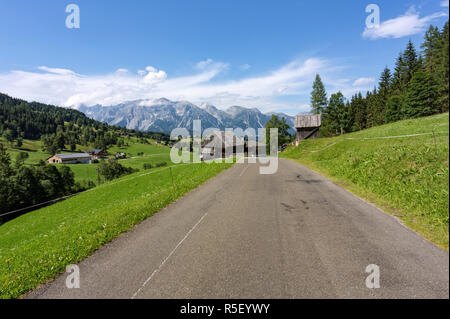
[378,67,392,95]
[365,88,379,128]
[437,22,449,112]
[422,25,440,74]
[404,69,439,118]
[352,92,367,131]
[403,40,419,85]
[310,74,328,114]
[385,95,404,123]
[323,92,345,136]
[375,67,392,125]
[392,53,408,93]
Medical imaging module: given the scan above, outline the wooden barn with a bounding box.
[201,131,242,160]
[201,130,266,160]
[86,149,106,159]
[47,153,91,164]
[294,114,322,143]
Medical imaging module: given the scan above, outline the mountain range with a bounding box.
[76,98,296,134]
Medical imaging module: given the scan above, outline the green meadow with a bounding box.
[0,137,172,183]
[0,160,233,299]
[0,139,49,164]
[108,139,169,156]
[281,112,449,249]
[64,154,172,183]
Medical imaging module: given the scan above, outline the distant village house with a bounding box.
[47,153,91,164]
[115,152,126,159]
[86,149,106,159]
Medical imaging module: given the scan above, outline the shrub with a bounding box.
[73,180,96,192]
[155,162,167,168]
[97,159,139,181]
[143,163,153,170]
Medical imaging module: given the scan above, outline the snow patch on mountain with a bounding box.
[76,98,295,134]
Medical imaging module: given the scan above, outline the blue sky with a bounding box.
[0,0,448,114]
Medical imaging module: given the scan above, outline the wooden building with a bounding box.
[201,131,240,160]
[294,114,322,143]
[47,153,91,164]
[86,149,106,159]
[201,130,266,160]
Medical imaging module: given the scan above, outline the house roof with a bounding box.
[53,153,91,160]
[294,114,322,128]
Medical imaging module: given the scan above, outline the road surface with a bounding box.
[27,159,449,299]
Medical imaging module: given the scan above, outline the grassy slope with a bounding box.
[67,153,172,183]
[0,161,233,299]
[281,113,449,250]
[0,139,49,164]
[64,144,172,183]
[1,137,171,183]
[108,139,169,156]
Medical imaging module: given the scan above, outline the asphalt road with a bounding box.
[27,159,449,299]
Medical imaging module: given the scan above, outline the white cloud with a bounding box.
[37,66,78,76]
[363,7,447,39]
[441,1,449,7]
[353,77,375,86]
[142,66,167,84]
[195,58,224,70]
[0,57,371,113]
[240,64,251,70]
[115,68,129,74]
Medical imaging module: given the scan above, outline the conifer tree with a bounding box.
[352,92,367,131]
[323,92,345,136]
[385,95,404,123]
[310,74,328,114]
[404,69,439,118]
[437,22,449,112]
[392,53,408,93]
[403,40,419,85]
[422,25,440,74]
[375,67,392,125]
[378,67,392,95]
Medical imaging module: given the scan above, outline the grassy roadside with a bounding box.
[0,161,233,299]
[281,113,449,250]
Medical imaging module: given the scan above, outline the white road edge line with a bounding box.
[239,164,249,177]
[131,212,209,299]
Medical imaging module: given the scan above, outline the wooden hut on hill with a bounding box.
[294,114,322,143]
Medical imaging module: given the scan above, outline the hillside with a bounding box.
[0,93,172,218]
[281,113,449,249]
[1,135,172,184]
[0,92,169,142]
[0,160,234,298]
[76,98,296,134]
[0,93,99,140]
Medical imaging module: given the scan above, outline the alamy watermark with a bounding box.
[169,120,279,174]
[365,264,380,289]
[65,4,80,29]
[65,264,80,288]
[365,4,380,29]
